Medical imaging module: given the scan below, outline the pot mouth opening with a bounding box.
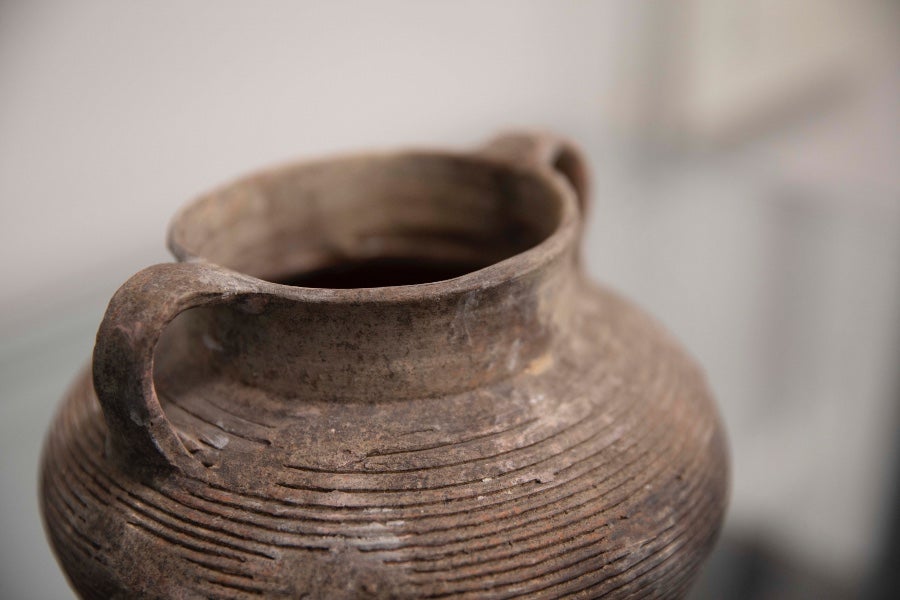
[168,150,579,296]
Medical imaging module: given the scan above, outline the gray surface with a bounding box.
[0,310,102,599]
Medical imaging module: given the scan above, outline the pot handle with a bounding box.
[480,131,591,221]
[92,262,269,474]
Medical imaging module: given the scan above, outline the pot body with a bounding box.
[40,133,728,599]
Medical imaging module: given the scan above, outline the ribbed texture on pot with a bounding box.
[41,282,727,599]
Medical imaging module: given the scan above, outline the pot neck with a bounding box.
[189,240,579,402]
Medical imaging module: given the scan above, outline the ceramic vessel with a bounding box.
[40,132,728,599]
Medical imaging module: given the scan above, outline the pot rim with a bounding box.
[166,148,582,305]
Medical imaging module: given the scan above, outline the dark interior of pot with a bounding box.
[169,154,565,288]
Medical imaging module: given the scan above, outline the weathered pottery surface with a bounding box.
[40,132,728,599]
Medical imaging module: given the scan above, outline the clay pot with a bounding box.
[40,132,728,599]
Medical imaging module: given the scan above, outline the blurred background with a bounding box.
[1,1,898,598]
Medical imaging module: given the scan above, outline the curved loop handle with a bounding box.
[92,262,269,474]
[480,131,591,221]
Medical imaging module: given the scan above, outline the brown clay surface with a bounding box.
[40,133,728,599]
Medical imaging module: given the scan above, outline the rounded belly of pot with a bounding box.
[40,283,727,599]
